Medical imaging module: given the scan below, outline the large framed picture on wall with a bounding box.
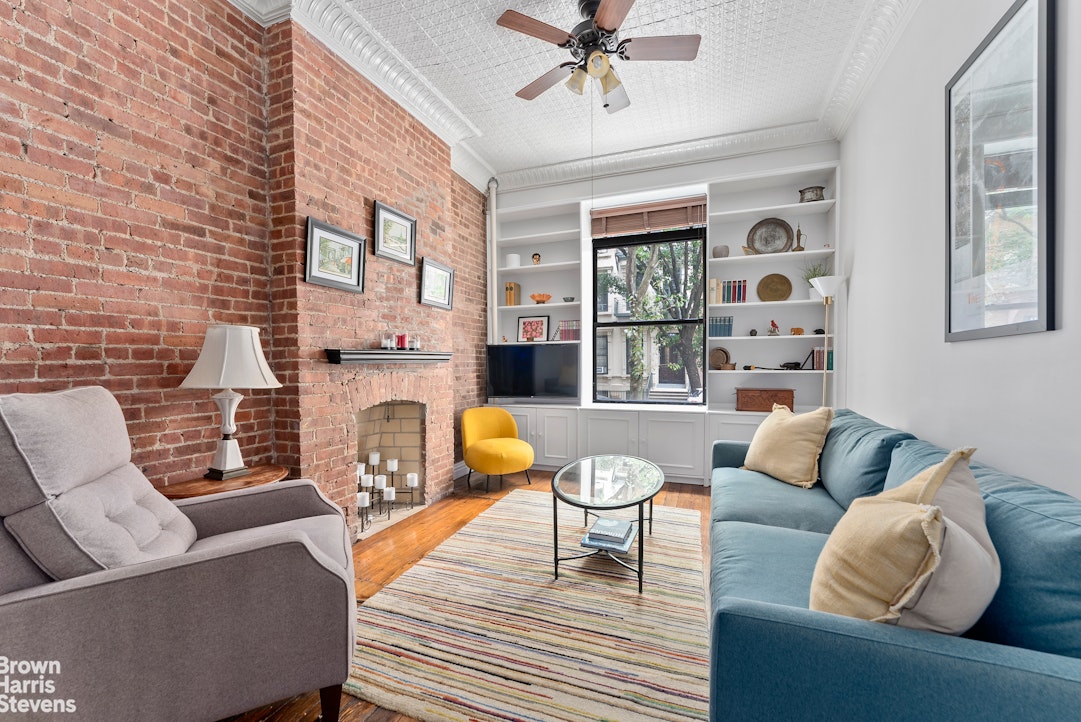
[945,0,1055,341]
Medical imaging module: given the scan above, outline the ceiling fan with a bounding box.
[497,0,701,113]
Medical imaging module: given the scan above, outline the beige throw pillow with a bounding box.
[743,405,834,488]
[810,448,1000,634]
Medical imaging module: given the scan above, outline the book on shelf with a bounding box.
[708,315,733,337]
[812,347,833,371]
[587,517,633,543]
[504,281,520,306]
[556,319,581,341]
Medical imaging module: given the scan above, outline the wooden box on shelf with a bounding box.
[736,388,794,412]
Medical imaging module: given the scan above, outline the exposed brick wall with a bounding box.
[267,24,487,521]
[0,0,488,513]
[0,0,275,484]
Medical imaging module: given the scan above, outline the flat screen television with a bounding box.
[486,343,579,403]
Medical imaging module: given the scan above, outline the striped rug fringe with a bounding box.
[345,488,710,721]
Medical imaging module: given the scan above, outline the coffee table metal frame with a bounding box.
[551,454,664,593]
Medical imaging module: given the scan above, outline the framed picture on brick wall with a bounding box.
[373,201,416,265]
[305,217,365,293]
[420,258,454,310]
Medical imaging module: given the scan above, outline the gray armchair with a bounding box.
[0,386,354,721]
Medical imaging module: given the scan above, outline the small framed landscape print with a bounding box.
[305,217,365,294]
[373,201,417,265]
[420,258,454,310]
[945,0,1055,341]
[517,315,549,343]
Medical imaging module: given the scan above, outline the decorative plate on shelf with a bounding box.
[756,273,793,302]
[708,347,731,370]
[746,218,794,254]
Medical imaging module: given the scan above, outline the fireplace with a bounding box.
[357,401,426,503]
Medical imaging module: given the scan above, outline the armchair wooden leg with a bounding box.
[318,684,342,722]
[466,468,473,490]
[525,468,532,485]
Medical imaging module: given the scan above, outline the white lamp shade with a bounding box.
[810,275,845,299]
[180,325,281,389]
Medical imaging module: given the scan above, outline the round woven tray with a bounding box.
[709,347,731,370]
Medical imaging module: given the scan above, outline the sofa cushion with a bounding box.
[743,405,834,488]
[0,386,197,580]
[810,448,999,634]
[711,467,845,534]
[710,520,829,611]
[819,409,915,509]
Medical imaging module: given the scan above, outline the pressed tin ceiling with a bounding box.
[231,0,917,189]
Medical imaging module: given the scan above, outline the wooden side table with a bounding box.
[161,464,289,500]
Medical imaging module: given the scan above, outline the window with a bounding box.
[593,228,705,405]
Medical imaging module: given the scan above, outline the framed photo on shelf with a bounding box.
[304,217,365,294]
[945,0,1055,341]
[420,258,454,310]
[373,201,416,265]
[517,315,549,343]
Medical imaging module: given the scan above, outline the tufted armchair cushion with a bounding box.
[0,386,197,580]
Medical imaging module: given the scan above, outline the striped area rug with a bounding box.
[345,489,710,721]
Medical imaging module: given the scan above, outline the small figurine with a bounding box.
[531,252,541,265]
[749,329,758,337]
[793,224,805,252]
[790,327,805,336]
[768,320,780,336]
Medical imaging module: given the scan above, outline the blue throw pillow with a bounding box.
[818,409,914,509]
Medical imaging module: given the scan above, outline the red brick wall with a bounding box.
[267,24,487,518]
[0,1,488,510]
[0,0,275,483]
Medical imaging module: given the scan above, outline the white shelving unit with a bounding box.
[494,205,583,344]
[706,163,841,415]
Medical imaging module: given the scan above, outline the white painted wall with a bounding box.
[840,0,1079,495]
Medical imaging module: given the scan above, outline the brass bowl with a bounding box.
[530,293,551,304]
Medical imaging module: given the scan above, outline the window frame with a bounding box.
[591,227,707,406]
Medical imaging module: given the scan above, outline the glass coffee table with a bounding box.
[551,454,664,593]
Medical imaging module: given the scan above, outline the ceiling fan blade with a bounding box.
[497,10,574,46]
[594,0,636,32]
[602,83,631,114]
[619,35,702,61]
[516,62,576,100]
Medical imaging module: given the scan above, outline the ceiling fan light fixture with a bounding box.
[565,66,588,95]
[599,67,622,95]
[586,49,610,78]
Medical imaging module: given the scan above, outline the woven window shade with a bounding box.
[591,195,707,238]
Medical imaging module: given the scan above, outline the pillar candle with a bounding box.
[406,472,418,488]
[356,463,365,480]
[368,451,380,466]
[360,474,374,488]
[386,458,398,472]
[374,474,387,490]
[383,486,396,501]
[357,492,370,508]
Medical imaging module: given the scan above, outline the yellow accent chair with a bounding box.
[461,407,534,492]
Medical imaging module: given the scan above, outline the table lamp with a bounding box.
[180,325,281,480]
[809,275,844,407]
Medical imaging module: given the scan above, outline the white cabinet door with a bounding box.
[580,410,638,456]
[638,411,706,482]
[534,407,578,467]
[506,407,534,442]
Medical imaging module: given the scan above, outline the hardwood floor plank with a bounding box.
[223,473,710,722]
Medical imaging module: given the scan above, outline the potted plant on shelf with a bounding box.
[802,259,833,302]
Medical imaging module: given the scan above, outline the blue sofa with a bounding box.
[708,409,1081,720]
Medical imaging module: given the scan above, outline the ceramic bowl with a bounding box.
[530,293,551,304]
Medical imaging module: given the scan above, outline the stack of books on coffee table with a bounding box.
[581,517,636,553]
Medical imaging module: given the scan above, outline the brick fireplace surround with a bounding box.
[0,0,488,536]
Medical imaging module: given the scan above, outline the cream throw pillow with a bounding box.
[810,448,1000,634]
[743,405,833,488]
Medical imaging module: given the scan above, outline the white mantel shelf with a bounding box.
[325,349,453,364]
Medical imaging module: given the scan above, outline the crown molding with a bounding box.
[225,0,292,26]
[229,0,481,148]
[451,144,497,192]
[822,0,919,137]
[495,121,835,192]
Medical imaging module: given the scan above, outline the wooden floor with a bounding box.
[222,471,711,722]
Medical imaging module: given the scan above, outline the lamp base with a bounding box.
[204,437,250,480]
